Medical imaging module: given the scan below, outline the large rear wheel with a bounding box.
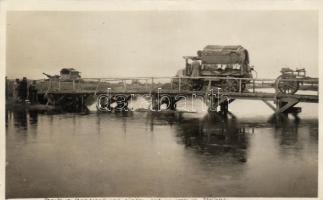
[221,79,239,92]
[275,75,299,94]
[191,79,204,91]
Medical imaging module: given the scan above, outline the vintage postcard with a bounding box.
[0,0,322,199]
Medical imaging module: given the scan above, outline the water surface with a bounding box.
[6,104,318,198]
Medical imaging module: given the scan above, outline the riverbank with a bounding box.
[6,97,56,112]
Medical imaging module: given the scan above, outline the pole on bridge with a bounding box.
[253,80,255,93]
[158,88,161,111]
[72,80,75,91]
[94,79,101,96]
[81,95,84,112]
[178,77,181,92]
[239,79,242,93]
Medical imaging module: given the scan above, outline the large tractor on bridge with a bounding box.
[174,45,254,92]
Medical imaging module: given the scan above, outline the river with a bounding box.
[5,100,318,198]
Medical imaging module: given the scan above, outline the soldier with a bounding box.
[5,76,10,101]
[191,61,201,77]
[19,77,28,102]
[28,80,38,104]
[190,61,203,90]
[13,79,20,102]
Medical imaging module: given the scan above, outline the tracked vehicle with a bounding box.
[43,68,81,81]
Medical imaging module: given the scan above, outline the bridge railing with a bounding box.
[36,76,318,95]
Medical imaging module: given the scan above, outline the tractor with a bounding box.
[174,45,254,92]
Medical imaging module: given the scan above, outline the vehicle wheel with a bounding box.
[191,79,204,91]
[275,75,299,94]
[221,79,239,92]
[171,77,191,90]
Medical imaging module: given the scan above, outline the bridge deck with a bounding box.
[36,76,318,106]
[40,90,318,103]
[35,76,318,113]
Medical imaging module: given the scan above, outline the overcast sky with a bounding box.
[6,10,318,79]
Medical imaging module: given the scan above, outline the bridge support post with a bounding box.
[262,100,276,111]
[220,101,229,113]
[168,96,177,111]
[151,94,160,111]
[275,97,301,114]
[208,95,234,113]
[208,96,218,112]
[45,94,56,106]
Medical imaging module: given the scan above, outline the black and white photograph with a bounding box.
[1,1,321,199]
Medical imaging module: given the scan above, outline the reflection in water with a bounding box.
[146,111,184,132]
[5,109,8,127]
[13,109,27,129]
[5,109,318,198]
[176,113,248,162]
[96,111,134,135]
[145,111,317,164]
[29,111,38,125]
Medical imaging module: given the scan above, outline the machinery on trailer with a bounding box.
[174,45,254,91]
[275,67,317,94]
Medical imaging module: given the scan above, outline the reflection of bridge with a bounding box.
[37,76,318,114]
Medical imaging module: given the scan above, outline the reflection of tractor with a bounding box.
[275,67,311,94]
[177,114,248,160]
[174,45,254,91]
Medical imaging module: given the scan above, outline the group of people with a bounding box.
[11,77,38,104]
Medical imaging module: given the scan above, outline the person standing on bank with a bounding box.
[190,60,202,90]
[13,79,20,102]
[19,77,28,103]
[5,77,8,100]
[28,80,38,104]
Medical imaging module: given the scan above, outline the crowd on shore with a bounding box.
[5,77,38,104]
